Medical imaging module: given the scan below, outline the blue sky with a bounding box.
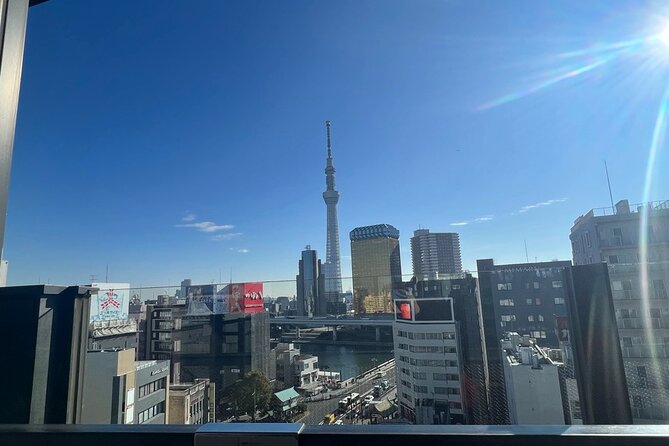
[6,0,669,295]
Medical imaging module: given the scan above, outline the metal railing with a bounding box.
[3,424,669,446]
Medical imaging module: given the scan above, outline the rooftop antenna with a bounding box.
[604,160,615,214]
[325,120,332,159]
[89,274,97,283]
[105,264,109,282]
[219,268,222,284]
[524,240,529,263]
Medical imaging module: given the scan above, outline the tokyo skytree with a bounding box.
[322,121,343,298]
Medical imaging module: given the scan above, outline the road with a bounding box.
[299,363,396,425]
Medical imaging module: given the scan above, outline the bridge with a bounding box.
[270,316,395,342]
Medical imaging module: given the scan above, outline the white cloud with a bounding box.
[518,198,568,213]
[177,221,235,233]
[450,221,469,226]
[181,213,196,222]
[238,248,249,253]
[474,215,494,222]
[212,232,243,241]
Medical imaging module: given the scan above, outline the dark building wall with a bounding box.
[566,263,632,424]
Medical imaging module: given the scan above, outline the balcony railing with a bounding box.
[3,424,669,446]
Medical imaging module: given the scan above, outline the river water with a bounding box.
[298,343,394,380]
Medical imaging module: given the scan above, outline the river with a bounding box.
[297,343,394,380]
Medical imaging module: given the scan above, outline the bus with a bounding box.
[349,392,360,405]
[338,397,350,410]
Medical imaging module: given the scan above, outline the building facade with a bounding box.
[81,349,170,424]
[501,333,565,424]
[322,120,343,301]
[411,229,462,278]
[296,246,326,317]
[476,259,572,424]
[570,199,669,423]
[350,224,402,314]
[168,379,215,424]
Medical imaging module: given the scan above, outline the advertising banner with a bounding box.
[228,282,264,313]
[90,282,130,321]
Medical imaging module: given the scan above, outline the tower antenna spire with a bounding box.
[326,120,332,159]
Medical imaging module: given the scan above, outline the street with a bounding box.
[299,362,396,425]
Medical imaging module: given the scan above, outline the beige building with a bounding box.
[350,224,403,314]
[168,379,215,424]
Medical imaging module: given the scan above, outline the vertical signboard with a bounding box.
[90,282,130,321]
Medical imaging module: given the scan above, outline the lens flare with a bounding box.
[659,26,669,48]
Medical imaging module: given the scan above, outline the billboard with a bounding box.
[228,282,264,314]
[90,282,130,321]
[393,298,454,323]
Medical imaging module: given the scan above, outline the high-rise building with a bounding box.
[411,229,462,278]
[477,260,631,424]
[296,245,326,317]
[393,274,486,424]
[322,121,343,300]
[394,274,489,424]
[570,199,669,423]
[350,224,402,314]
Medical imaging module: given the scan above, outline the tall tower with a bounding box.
[322,121,343,300]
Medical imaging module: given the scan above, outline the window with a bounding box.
[434,387,460,395]
[401,368,410,376]
[413,371,427,380]
[497,283,512,291]
[535,298,542,305]
[622,337,633,348]
[137,401,166,424]
[501,315,516,322]
[637,366,648,388]
[554,297,565,304]
[538,314,544,322]
[608,255,619,264]
[433,373,459,381]
[633,395,644,408]
[650,308,661,318]
[450,402,462,409]
[499,298,514,306]
[442,332,456,339]
[583,231,592,248]
[398,343,409,350]
[534,282,540,289]
[452,284,460,290]
[552,280,563,288]
[655,280,668,299]
[613,227,623,245]
[413,385,428,393]
[531,331,547,338]
[526,298,533,305]
[528,315,534,322]
[138,377,166,399]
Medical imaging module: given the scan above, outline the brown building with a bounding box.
[168,379,215,424]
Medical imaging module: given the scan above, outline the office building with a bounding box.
[393,274,486,425]
[168,379,215,424]
[322,121,343,300]
[501,333,565,424]
[570,199,669,423]
[296,245,326,317]
[478,260,631,424]
[411,229,462,278]
[394,294,464,424]
[350,224,402,314]
[81,349,170,424]
[144,283,270,403]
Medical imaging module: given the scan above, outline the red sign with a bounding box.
[228,282,264,313]
[555,316,569,342]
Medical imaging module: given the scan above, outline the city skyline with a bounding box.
[5,1,669,290]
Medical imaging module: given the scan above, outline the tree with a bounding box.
[229,370,272,421]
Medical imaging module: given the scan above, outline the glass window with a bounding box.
[526,298,533,305]
[538,314,544,322]
[552,280,563,288]
[554,297,565,304]
[528,315,534,322]
[535,298,542,305]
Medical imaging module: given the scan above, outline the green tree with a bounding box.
[229,370,272,421]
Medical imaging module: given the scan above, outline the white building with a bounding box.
[501,333,565,424]
[393,296,464,424]
[275,343,320,391]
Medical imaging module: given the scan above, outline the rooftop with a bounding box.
[350,224,400,241]
[274,387,301,402]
